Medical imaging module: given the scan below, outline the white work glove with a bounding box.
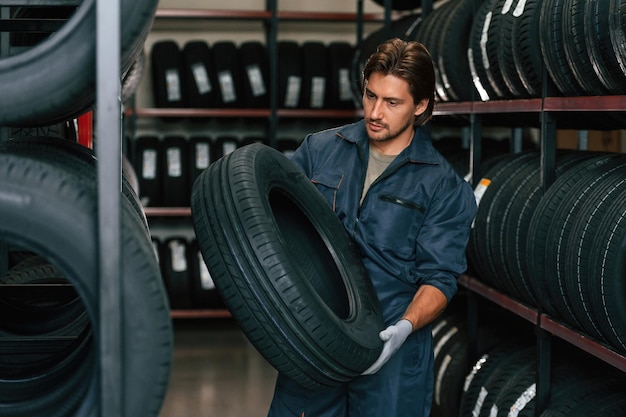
[361,319,413,375]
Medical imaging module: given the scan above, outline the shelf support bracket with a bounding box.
[535,322,552,417]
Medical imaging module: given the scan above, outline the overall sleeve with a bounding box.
[409,179,477,301]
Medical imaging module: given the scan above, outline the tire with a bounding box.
[191,143,384,390]
[468,0,506,100]
[0,149,172,416]
[0,136,149,236]
[562,0,610,95]
[0,0,158,126]
[539,0,587,96]
[468,151,539,291]
[434,0,474,102]
[526,154,626,326]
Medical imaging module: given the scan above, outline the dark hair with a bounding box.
[362,38,435,126]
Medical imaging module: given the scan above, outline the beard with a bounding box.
[365,116,414,143]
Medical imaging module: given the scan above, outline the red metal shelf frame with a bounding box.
[458,274,626,372]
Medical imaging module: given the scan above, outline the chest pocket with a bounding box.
[363,191,428,258]
[310,172,344,212]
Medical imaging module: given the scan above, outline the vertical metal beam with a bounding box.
[578,130,588,150]
[540,112,556,191]
[356,0,364,46]
[470,113,483,187]
[535,324,552,417]
[384,0,392,38]
[422,0,433,17]
[466,290,479,372]
[0,7,9,141]
[536,53,555,417]
[511,127,523,153]
[0,7,9,57]
[266,0,277,147]
[0,242,7,277]
[96,0,123,416]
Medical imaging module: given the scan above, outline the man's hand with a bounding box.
[361,319,413,375]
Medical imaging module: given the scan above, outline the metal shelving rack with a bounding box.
[438,93,626,415]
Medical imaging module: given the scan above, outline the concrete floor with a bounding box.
[158,319,277,417]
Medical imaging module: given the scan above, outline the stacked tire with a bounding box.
[0,1,157,126]
[467,150,626,354]
[151,39,356,111]
[460,341,626,417]
[0,138,172,417]
[357,0,626,130]
[0,3,172,417]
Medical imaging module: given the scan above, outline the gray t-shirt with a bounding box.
[360,146,396,205]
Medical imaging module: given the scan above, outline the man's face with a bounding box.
[362,72,427,146]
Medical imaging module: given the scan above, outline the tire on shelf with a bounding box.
[160,236,193,309]
[433,0,475,102]
[191,143,385,390]
[467,0,507,101]
[151,40,188,110]
[238,41,270,108]
[182,40,219,109]
[0,0,158,127]
[0,148,173,417]
[0,136,150,237]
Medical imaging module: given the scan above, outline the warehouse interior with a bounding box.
[0,0,625,416]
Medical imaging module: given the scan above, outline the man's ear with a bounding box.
[414,98,429,116]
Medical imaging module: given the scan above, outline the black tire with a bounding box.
[610,0,626,84]
[539,0,586,96]
[191,143,384,390]
[160,237,193,309]
[212,41,243,108]
[563,169,626,351]
[151,40,188,109]
[327,42,356,109]
[0,0,158,127]
[467,151,539,291]
[468,0,506,100]
[526,154,626,325]
[431,314,468,417]
[277,41,303,108]
[134,135,163,207]
[0,150,172,416]
[161,135,190,207]
[182,40,219,108]
[301,41,330,109]
[502,152,607,307]
[414,0,454,102]
[562,0,610,95]
[1,136,149,236]
[238,41,270,108]
[435,0,475,102]
[584,0,626,94]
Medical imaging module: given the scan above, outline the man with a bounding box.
[267,38,477,417]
